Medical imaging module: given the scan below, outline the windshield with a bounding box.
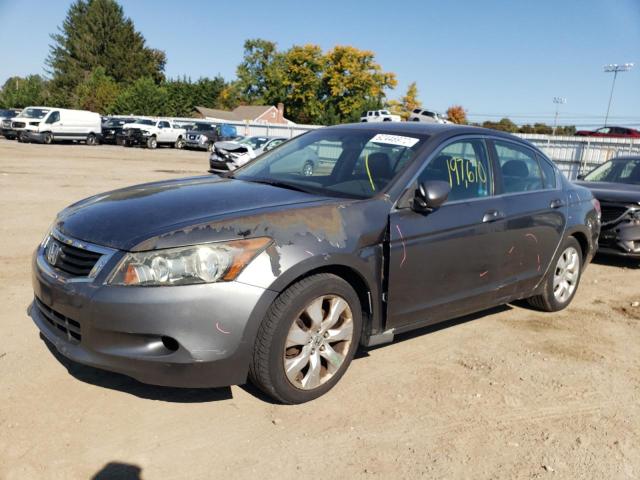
[232,128,429,199]
[19,108,50,119]
[584,158,640,185]
[133,119,155,126]
[106,118,132,127]
[191,123,214,132]
[238,136,271,149]
[0,109,16,118]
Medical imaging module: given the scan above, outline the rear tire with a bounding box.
[249,273,362,404]
[86,133,97,146]
[207,142,214,152]
[174,137,184,149]
[527,236,582,312]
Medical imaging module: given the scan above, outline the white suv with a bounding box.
[408,109,450,124]
[360,110,401,122]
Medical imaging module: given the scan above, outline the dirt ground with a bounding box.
[1,139,639,480]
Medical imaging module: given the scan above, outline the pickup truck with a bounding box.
[360,110,401,122]
[117,119,186,149]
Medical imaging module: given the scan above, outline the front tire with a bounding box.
[527,237,582,312]
[249,273,362,404]
[147,136,158,149]
[43,132,53,144]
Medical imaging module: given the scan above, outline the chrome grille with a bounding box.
[45,237,102,277]
[12,121,25,128]
[600,203,631,224]
[35,297,82,343]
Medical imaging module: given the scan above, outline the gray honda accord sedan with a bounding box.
[31,123,600,403]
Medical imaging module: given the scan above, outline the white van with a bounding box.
[21,108,102,145]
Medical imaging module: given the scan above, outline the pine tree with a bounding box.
[46,0,165,106]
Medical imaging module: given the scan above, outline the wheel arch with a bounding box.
[272,264,375,344]
[569,230,589,265]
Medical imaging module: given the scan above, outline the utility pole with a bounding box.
[603,63,634,126]
[552,97,566,135]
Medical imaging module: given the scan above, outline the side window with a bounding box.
[159,121,170,129]
[494,141,543,193]
[419,139,492,201]
[537,154,557,189]
[46,111,60,124]
[375,111,380,117]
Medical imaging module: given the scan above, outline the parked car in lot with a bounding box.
[575,126,640,138]
[208,136,287,172]
[117,119,186,149]
[20,108,102,145]
[576,156,640,258]
[408,108,450,124]
[101,117,138,144]
[7,106,50,141]
[30,123,599,404]
[360,110,401,122]
[0,108,20,139]
[184,123,238,151]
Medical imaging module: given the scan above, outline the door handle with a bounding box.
[482,210,505,223]
[550,199,565,209]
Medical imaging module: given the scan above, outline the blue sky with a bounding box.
[0,0,638,127]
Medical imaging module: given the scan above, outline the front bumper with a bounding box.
[30,244,277,388]
[598,223,640,258]
[21,130,46,143]
[185,140,208,150]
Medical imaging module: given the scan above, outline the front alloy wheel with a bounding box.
[284,295,353,390]
[250,273,362,404]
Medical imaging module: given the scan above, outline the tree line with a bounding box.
[0,0,576,133]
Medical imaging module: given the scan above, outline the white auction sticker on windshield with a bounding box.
[370,134,420,148]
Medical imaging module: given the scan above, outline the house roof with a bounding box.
[195,105,278,122]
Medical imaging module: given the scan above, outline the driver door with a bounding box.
[386,137,510,330]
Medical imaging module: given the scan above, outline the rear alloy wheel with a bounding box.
[302,161,314,177]
[527,236,582,312]
[147,136,158,149]
[175,137,185,149]
[249,273,362,404]
[86,133,97,146]
[43,132,53,145]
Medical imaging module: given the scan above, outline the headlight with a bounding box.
[105,238,271,286]
[141,130,151,136]
[29,121,40,126]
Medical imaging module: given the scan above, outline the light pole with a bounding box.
[552,97,566,135]
[603,63,634,126]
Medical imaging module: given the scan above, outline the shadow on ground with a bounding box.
[358,304,513,357]
[40,334,232,403]
[593,253,640,269]
[92,462,142,480]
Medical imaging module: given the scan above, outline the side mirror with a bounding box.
[412,180,450,212]
[576,174,585,180]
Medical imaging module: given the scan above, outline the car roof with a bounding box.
[330,121,516,138]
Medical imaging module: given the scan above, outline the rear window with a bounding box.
[494,141,544,193]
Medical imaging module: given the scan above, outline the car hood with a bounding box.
[56,176,338,251]
[574,181,640,204]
